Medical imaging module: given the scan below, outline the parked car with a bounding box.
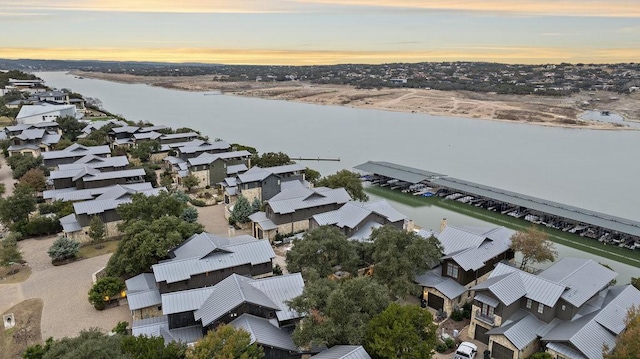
[453,342,478,359]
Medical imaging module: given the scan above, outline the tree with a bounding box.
[303,167,321,185]
[88,277,125,310]
[510,226,557,269]
[88,216,106,243]
[111,321,128,335]
[186,324,264,359]
[182,174,200,192]
[54,138,73,150]
[17,168,47,193]
[56,116,85,141]
[317,170,368,202]
[121,335,187,359]
[106,216,203,277]
[41,329,122,359]
[604,307,640,359]
[370,226,442,298]
[290,276,390,347]
[286,226,358,277]
[364,303,437,359]
[231,143,258,155]
[181,206,199,223]
[0,186,36,225]
[253,152,292,168]
[160,172,174,188]
[6,154,45,179]
[142,165,158,187]
[23,337,54,359]
[631,277,640,290]
[117,191,186,224]
[0,233,23,267]
[47,237,80,261]
[130,140,160,162]
[231,195,254,224]
[251,197,261,213]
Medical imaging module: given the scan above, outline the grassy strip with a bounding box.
[0,299,43,359]
[367,186,640,268]
[77,240,120,259]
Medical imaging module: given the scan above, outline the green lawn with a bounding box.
[77,240,120,259]
[366,186,640,268]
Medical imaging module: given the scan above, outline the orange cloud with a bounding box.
[1,0,638,16]
[1,46,638,65]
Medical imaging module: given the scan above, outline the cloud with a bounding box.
[1,46,638,65]
[0,0,638,16]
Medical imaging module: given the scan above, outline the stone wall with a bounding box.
[277,220,309,236]
[240,187,262,203]
[66,220,123,244]
[489,334,539,359]
[423,287,457,315]
[191,169,209,189]
[132,305,164,321]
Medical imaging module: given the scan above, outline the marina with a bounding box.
[356,161,640,251]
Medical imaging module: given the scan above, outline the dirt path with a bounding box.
[0,155,15,197]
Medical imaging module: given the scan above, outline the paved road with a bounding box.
[0,236,130,340]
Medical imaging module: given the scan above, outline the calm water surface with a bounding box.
[37,72,640,282]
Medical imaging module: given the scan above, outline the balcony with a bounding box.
[475,309,495,326]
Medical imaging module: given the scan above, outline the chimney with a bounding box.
[440,218,448,232]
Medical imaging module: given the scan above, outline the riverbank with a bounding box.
[71,71,640,130]
[366,186,640,269]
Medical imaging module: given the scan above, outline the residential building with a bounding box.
[49,167,145,190]
[1,78,46,94]
[310,200,408,241]
[151,232,276,293]
[415,226,515,316]
[184,150,252,187]
[249,181,351,241]
[125,273,162,321]
[16,104,78,125]
[6,127,61,157]
[310,346,372,359]
[467,258,640,359]
[42,143,111,167]
[222,164,306,204]
[175,140,231,159]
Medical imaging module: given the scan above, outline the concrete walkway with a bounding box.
[0,236,130,340]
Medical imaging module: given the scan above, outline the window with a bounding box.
[561,305,566,311]
[446,263,459,278]
[481,303,494,317]
[157,306,162,311]
[538,303,544,314]
[526,299,532,309]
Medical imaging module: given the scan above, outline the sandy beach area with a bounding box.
[72,71,640,130]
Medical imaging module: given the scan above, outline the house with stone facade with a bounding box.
[42,143,111,168]
[310,200,408,241]
[468,258,640,359]
[415,226,515,316]
[249,181,352,241]
[310,346,372,359]
[221,164,306,204]
[179,150,252,187]
[6,126,61,157]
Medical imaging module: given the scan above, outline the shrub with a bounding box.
[444,337,455,349]
[181,206,199,223]
[189,198,206,207]
[13,216,62,237]
[528,353,553,359]
[451,308,464,321]
[47,237,80,261]
[112,321,128,335]
[88,277,125,310]
[435,341,448,353]
[205,185,211,189]
[273,264,283,276]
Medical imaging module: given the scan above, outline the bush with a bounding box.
[435,341,448,353]
[189,198,206,207]
[112,321,128,335]
[39,200,74,217]
[12,216,62,237]
[47,237,80,261]
[463,302,472,319]
[529,353,553,359]
[444,337,455,349]
[451,308,464,321]
[181,206,199,223]
[88,277,125,310]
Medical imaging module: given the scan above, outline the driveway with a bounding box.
[0,236,130,340]
[0,155,15,197]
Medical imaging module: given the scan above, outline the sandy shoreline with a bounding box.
[71,71,640,130]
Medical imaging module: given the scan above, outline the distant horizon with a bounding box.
[1,0,639,65]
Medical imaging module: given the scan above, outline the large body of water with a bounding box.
[36,72,640,282]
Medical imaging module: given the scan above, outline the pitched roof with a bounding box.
[267,181,351,215]
[538,258,618,307]
[161,286,216,315]
[310,346,372,359]
[230,314,298,352]
[248,212,277,231]
[44,182,153,201]
[72,185,163,215]
[161,131,198,140]
[41,144,110,160]
[415,268,467,299]
[127,289,161,311]
[57,155,129,170]
[16,104,75,120]
[152,234,275,284]
[354,161,444,184]
[486,311,546,350]
[59,213,81,233]
[312,200,406,230]
[178,141,230,154]
[247,273,305,322]
[187,150,251,166]
[131,316,202,345]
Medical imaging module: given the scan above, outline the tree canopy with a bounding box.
[364,303,437,359]
[130,140,161,162]
[303,167,321,185]
[56,116,85,142]
[88,276,125,309]
[6,154,46,180]
[370,226,442,298]
[230,195,255,224]
[253,151,293,168]
[117,191,187,224]
[317,170,368,202]
[88,216,106,243]
[510,225,557,269]
[286,226,359,278]
[0,186,36,225]
[290,276,390,347]
[604,307,640,359]
[17,168,47,193]
[186,325,264,359]
[182,174,200,192]
[106,216,203,278]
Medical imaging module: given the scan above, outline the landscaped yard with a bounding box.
[366,186,640,268]
[77,240,120,259]
[0,265,32,284]
[0,299,43,359]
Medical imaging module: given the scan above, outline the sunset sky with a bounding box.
[0,0,639,65]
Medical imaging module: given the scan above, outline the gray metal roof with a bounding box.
[268,182,351,215]
[545,343,588,359]
[161,132,198,140]
[59,213,81,232]
[227,163,248,175]
[178,141,230,154]
[486,311,546,350]
[432,176,640,237]
[131,316,202,344]
[133,131,162,140]
[81,168,145,182]
[152,237,275,284]
[310,346,372,359]
[194,274,280,327]
[110,125,139,134]
[41,144,110,160]
[543,313,617,359]
[138,125,169,133]
[161,286,216,315]
[474,272,527,306]
[127,289,162,311]
[348,221,382,242]
[594,285,640,335]
[474,293,500,307]
[44,182,152,201]
[248,273,305,322]
[415,268,466,299]
[481,263,566,307]
[538,258,618,308]
[354,161,444,184]
[230,314,298,351]
[58,155,129,170]
[312,200,406,230]
[125,273,157,293]
[248,212,277,231]
[72,185,162,215]
[187,150,251,166]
